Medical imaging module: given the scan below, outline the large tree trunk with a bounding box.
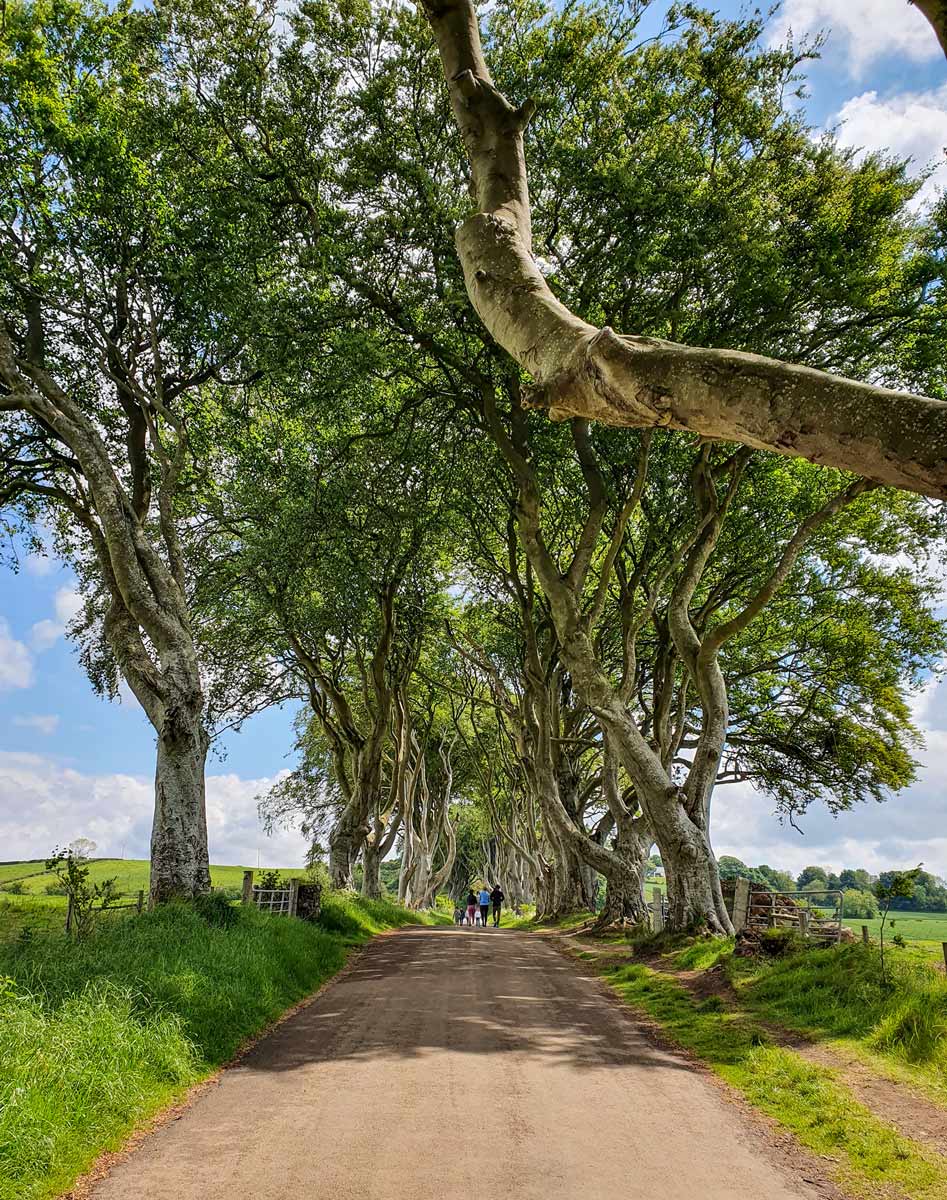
[361,842,383,899]
[596,811,651,929]
[329,815,361,889]
[659,823,730,933]
[150,712,211,904]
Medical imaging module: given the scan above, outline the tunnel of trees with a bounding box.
[2,0,947,925]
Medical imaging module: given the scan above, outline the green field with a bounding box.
[0,861,48,885]
[842,910,947,949]
[0,860,302,944]
[0,858,296,897]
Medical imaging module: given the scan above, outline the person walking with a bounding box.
[466,889,477,927]
[490,882,504,927]
[478,884,491,929]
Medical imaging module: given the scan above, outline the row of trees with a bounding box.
[2,0,946,926]
[718,858,947,916]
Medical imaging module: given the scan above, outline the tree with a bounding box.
[420,0,947,497]
[873,866,923,984]
[0,0,278,900]
[842,889,879,919]
[796,866,830,890]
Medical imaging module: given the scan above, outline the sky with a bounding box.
[2,0,947,876]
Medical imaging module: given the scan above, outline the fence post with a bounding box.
[65,894,74,936]
[136,889,144,915]
[242,870,254,905]
[942,942,947,972]
[862,925,870,945]
[289,878,300,919]
[651,887,664,933]
[798,910,809,940]
[732,878,751,933]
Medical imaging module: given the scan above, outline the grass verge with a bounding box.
[0,891,439,1200]
[603,960,947,1199]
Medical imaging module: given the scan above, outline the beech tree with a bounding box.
[0,0,282,900]
[420,0,947,497]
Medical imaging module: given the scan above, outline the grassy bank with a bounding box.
[0,892,440,1200]
[601,958,947,1199]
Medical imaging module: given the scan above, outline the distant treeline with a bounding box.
[709,857,947,917]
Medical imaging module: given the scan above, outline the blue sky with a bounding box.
[2,0,947,873]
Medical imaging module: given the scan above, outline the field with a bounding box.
[0,859,301,944]
[0,857,295,897]
[0,861,47,885]
[841,910,947,948]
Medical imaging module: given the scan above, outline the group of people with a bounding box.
[455,884,504,928]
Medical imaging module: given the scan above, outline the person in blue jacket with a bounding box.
[478,884,491,928]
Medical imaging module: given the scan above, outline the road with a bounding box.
[91,926,815,1200]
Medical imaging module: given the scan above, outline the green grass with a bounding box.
[604,961,947,1199]
[0,862,47,885]
[0,890,436,1200]
[842,911,947,952]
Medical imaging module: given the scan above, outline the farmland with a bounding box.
[0,859,300,944]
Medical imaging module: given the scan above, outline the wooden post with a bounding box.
[798,910,809,940]
[242,870,254,905]
[942,942,947,972]
[289,878,300,919]
[651,887,664,933]
[732,878,751,932]
[65,894,74,936]
[862,925,870,945]
[136,889,144,915]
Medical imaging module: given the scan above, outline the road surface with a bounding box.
[91,926,815,1200]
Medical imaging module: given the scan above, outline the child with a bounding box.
[453,904,464,925]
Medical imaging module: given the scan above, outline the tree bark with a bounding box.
[150,715,211,904]
[914,0,947,55]
[361,841,383,899]
[420,0,947,499]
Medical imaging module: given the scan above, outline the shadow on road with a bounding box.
[238,926,690,1076]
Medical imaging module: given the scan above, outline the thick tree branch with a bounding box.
[421,0,947,499]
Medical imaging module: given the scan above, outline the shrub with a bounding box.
[44,882,68,896]
[1,881,26,895]
[191,892,238,929]
[759,926,800,956]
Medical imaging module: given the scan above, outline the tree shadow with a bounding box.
[238,926,692,1076]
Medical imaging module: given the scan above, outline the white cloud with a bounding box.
[13,715,60,736]
[0,619,33,691]
[24,553,56,578]
[769,0,938,75]
[830,83,947,208]
[714,678,947,879]
[0,752,308,867]
[30,587,83,651]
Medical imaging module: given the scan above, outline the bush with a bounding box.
[191,892,238,929]
[759,926,800,956]
[1,881,26,895]
[44,882,68,896]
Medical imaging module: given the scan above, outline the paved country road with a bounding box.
[90,927,817,1200]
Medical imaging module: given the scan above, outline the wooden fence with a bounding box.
[65,889,145,934]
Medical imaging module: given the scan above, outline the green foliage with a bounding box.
[191,892,238,929]
[842,888,879,919]
[44,847,116,940]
